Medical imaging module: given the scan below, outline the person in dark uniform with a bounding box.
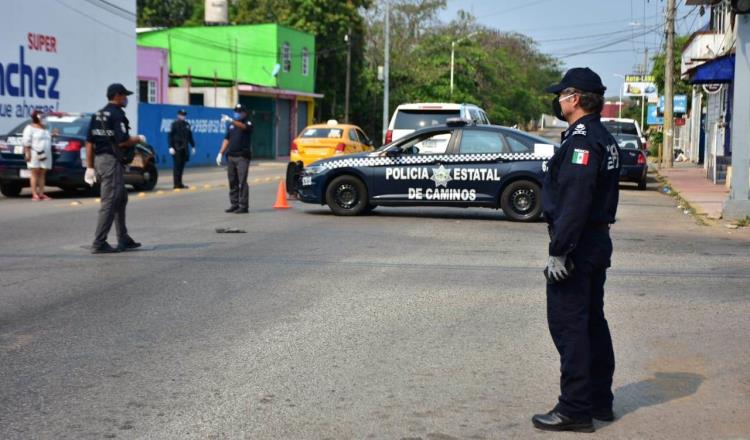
[532,67,621,433]
[168,109,195,189]
[216,104,253,214]
[84,83,146,254]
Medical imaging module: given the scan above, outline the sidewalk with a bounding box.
[657,162,728,219]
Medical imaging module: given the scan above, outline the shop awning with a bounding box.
[690,54,735,84]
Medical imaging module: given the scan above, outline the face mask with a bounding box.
[552,97,565,121]
[233,112,242,120]
[177,115,186,121]
[122,97,129,108]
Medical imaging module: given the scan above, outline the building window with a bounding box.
[139,80,157,103]
[301,47,309,76]
[282,42,291,73]
[189,92,204,106]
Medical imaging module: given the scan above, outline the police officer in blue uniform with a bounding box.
[216,104,253,214]
[84,83,145,254]
[168,109,195,189]
[532,68,620,433]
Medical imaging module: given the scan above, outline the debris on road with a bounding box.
[215,227,246,233]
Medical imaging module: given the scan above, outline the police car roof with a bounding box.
[395,103,481,110]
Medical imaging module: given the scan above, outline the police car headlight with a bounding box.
[304,165,327,175]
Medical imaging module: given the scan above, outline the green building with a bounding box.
[138,24,322,159]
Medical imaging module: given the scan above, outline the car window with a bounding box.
[602,121,638,136]
[502,133,535,153]
[459,129,506,154]
[394,110,460,130]
[301,128,343,139]
[356,129,370,145]
[468,109,481,123]
[45,117,90,137]
[482,111,491,124]
[614,134,642,149]
[399,130,452,155]
[348,128,359,142]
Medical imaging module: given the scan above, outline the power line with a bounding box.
[79,0,135,21]
[56,0,134,39]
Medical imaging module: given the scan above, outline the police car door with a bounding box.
[453,127,507,205]
[372,129,456,203]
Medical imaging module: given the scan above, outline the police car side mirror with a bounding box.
[385,148,401,157]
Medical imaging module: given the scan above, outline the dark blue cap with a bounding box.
[234,104,247,113]
[106,83,134,99]
[177,109,187,115]
[545,67,606,95]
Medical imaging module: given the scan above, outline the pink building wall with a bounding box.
[137,46,169,103]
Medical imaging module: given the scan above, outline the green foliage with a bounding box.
[137,0,195,28]
[652,35,692,98]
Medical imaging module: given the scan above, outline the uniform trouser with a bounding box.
[172,148,188,187]
[93,154,129,246]
[546,228,615,419]
[227,155,249,210]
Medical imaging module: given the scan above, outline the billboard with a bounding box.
[647,104,664,126]
[0,1,137,133]
[658,95,689,114]
[139,104,234,169]
[623,74,658,97]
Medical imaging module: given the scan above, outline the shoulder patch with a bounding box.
[571,123,587,136]
[571,148,590,166]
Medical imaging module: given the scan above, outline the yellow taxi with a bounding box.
[286,120,374,194]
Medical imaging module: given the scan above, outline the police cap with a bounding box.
[177,109,187,115]
[545,67,606,95]
[234,104,247,113]
[106,83,134,99]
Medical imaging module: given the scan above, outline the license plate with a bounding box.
[302,176,313,186]
[19,169,31,178]
[13,146,24,155]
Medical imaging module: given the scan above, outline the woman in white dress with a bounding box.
[22,111,53,201]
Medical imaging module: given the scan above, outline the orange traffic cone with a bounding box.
[273,180,291,209]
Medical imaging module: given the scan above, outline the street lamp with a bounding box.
[450,31,478,99]
[613,74,625,118]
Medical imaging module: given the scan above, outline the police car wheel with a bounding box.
[0,181,23,197]
[326,175,368,216]
[500,180,542,222]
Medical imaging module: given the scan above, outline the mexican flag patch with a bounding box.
[572,148,590,165]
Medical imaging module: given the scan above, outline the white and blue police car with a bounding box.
[296,119,556,222]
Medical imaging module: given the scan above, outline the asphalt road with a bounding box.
[1,164,749,440]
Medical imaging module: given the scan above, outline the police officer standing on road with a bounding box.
[532,68,620,433]
[168,109,195,189]
[84,83,146,254]
[216,104,253,214]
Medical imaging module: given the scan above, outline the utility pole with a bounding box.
[663,0,675,168]
[641,47,648,131]
[450,41,455,98]
[344,31,351,123]
[382,0,390,143]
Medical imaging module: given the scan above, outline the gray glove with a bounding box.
[545,255,573,283]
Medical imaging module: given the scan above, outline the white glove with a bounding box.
[216,153,223,166]
[169,147,176,156]
[191,148,196,156]
[545,255,573,282]
[84,167,97,186]
[220,114,233,124]
[138,134,147,144]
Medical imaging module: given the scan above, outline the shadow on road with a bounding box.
[607,372,705,422]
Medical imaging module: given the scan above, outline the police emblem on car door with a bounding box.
[371,129,456,202]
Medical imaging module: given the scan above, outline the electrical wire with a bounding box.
[79,0,135,21]
[56,0,134,39]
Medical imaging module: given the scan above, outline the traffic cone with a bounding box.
[273,180,291,209]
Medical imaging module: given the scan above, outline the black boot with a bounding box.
[532,410,594,433]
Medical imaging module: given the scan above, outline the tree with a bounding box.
[137,0,196,28]
[651,35,692,98]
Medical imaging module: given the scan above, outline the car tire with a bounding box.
[637,176,647,191]
[133,163,158,191]
[326,175,368,216]
[286,161,303,196]
[362,204,377,214]
[500,180,542,222]
[0,181,23,197]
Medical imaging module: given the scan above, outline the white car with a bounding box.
[601,118,648,150]
[385,103,490,145]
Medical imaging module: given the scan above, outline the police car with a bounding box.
[297,119,556,221]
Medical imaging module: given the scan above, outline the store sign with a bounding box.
[623,74,658,97]
[658,95,688,115]
[647,104,664,125]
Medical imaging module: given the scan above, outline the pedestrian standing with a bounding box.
[532,67,621,433]
[84,83,146,254]
[168,109,195,189]
[216,104,253,214]
[22,110,52,201]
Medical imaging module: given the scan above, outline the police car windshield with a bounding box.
[301,128,343,139]
[395,110,460,130]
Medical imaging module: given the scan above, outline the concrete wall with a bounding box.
[137,47,169,104]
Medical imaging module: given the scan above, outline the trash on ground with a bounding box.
[216,227,246,233]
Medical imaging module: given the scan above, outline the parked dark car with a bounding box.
[296,119,556,222]
[0,113,158,197]
[614,133,648,190]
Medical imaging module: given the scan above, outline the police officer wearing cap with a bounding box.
[168,109,195,189]
[84,83,146,253]
[532,67,620,433]
[216,104,253,214]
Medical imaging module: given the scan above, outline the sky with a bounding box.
[440,0,707,98]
